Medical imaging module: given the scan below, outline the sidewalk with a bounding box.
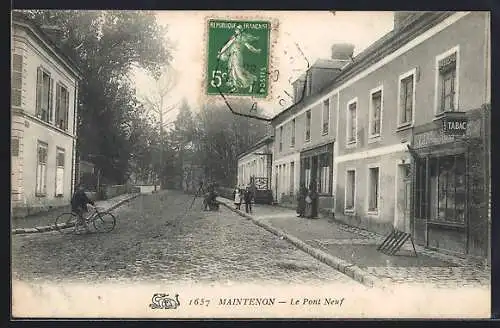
[217,197,490,288]
[12,193,140,233]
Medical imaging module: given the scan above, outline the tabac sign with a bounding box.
[442,117,468,136]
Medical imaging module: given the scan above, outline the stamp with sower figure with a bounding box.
[206,19,271,98]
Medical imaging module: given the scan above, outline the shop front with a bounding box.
[299,142,334,209]
[409,107,489,258]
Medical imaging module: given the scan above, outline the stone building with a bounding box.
[11,12,82,217]
[269,11,491,261]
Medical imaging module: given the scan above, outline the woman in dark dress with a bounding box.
[296,184,307,217]
[309,182,319,219]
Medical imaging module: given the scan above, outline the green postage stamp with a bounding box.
[206,19,271,98]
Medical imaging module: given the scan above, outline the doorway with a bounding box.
[395,163,412,233]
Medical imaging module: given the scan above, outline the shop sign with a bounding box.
[443,118,468,136]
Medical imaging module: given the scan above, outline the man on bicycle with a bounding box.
[71,183,95,232]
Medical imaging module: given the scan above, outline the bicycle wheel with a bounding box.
[55,212,78,234]
[93,212,116,233]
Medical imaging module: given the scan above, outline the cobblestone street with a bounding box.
[11,191,360,286]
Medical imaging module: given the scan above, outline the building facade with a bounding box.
[237,135,274,190]
[269,11,490,260]
[272,58,345,205]
[11,13,82,216]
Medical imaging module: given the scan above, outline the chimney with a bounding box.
[331,43,355,62]
[393,12,415,31]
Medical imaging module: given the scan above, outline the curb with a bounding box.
[12,193,141,235]
[217,199,385,289]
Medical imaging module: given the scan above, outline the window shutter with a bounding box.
[48,78,54,122]
[64,89,70,130]
[36,67,43,117]
[55,85,61,126]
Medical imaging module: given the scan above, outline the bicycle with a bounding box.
[54,205,116,234]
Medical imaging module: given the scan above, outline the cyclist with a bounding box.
[71,183,95,232]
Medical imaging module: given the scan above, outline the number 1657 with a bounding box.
[189,298,210,306]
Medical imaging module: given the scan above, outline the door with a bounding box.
[403,165,412,233]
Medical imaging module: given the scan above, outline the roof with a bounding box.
[11,11,83,80]
[291,58,344,84]
[237,135,274,160]
[272,12,453,123]
[312,58,346,70]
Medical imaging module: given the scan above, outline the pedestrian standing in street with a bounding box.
[244,186,253,214]
[296,184,307,217]
[234,187,242,210]
[309,182,319,219]
[304,187,313,218]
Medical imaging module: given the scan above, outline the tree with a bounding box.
[137,64,180,188]
[193,101,268,186]
[20,10,172,184]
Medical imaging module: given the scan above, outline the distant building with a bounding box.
[11,12,83,216]
[237,132,274,204]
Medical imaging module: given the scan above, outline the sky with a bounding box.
[132,11,395,123]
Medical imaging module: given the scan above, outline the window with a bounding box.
[55,83,70,131]
[12,137,19,157]
[345,170,356,211]
[429,155,466,224]
[399,71,415,126]
[347,100,357,144]
[414,154,466,225]
[322,99,330,135]
[436,49,458,114]
[305,110,311,142]
[55,148,65,196]
[368,167,379,212]
[36,142,48,196]
[319,153,330,194]
[279,126,283,152]
[36,67,53,123]
[369,89,382,137]
[304,158,311,190]
[290,162,295,195]
[291,119,295,147]
[12,54,23,107]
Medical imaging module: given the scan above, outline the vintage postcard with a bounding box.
[10,10,491,319]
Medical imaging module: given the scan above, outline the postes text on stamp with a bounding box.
[206,19,271,98]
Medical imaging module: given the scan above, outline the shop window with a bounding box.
[416,154,466,224]
[429,154,466,224]
[318,153,330,194]
[304,158,311,190]
[345,170,356,211]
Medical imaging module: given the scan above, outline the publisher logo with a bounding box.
[149,293,180,310]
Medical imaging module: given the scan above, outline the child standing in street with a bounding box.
[234,187,242,210]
